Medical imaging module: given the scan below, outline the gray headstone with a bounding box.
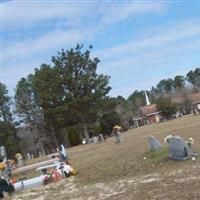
[148,136,162,151]
[92,136,98,143]
[27,153,31,160]
[17,159,24,168]
[167,137,193,161]
[114,131,123,144]
[97,134,105,143]
[100,134,104,141]
[0,146,6,157]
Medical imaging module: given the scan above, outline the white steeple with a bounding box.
[145,91,151,106]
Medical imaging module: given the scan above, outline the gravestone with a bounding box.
[0,146,6,157]
[26,153,31,160]
[148,136,162,151]
[0,146,6,162]
[114,131,123,144]
[167,137,196,161]
[99,134,104,142]
[92,136,98,143]
[97,134,104,143]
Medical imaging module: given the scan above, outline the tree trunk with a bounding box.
[60,128,71,147]
[65,131,71,147]
[49,127,59,149]
[83,122,90,143]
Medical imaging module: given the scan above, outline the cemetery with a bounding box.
[7,114,200,200]
[2,1,200,199]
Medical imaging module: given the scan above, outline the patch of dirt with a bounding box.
[13,164,200,200]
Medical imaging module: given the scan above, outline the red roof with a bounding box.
[140,104,160,116]
[174,92,200,104]
[139,92,200,117]
[189,92,200,104]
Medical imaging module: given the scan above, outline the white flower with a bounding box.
[189,137,194,144]
[187,137,194,145]
[164,134,172,143]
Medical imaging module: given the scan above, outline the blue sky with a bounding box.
[1,1,200,98]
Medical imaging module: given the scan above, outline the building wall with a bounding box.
[148,114,160,123]
[155,114,160,122]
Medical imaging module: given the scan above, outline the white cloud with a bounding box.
[109,66,193,98]
[96,20,200,59]
[4,29,84,60]
[96,19,200,98]
[3,1,168,61]
[99,2,166,27]
[2,1,166,31]
[2,1,90,30]
[100,36,200,73]
[4,1,200,99]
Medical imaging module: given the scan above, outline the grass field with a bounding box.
[13,114,200,200]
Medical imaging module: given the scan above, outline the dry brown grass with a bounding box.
[13,114,200,200]
[25,156,49,166]
[69,114,200,185]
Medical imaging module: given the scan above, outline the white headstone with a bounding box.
[0,146,6,157]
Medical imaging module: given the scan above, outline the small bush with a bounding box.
[144,147,169,165]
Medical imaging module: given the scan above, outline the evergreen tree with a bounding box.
[128,90,146,113]
[186,68,200,88]
[15,76,56,152]
[32,45,111,143]
[173,75,185,91]
[0,83,12,122]
[0,83,20,157]
[156,78,174,93]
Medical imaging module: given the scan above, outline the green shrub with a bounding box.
[144,147,169,165]
[68,128,82,146]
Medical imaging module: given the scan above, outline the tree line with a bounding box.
[1,44,200,157]
[127,68,200,116]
